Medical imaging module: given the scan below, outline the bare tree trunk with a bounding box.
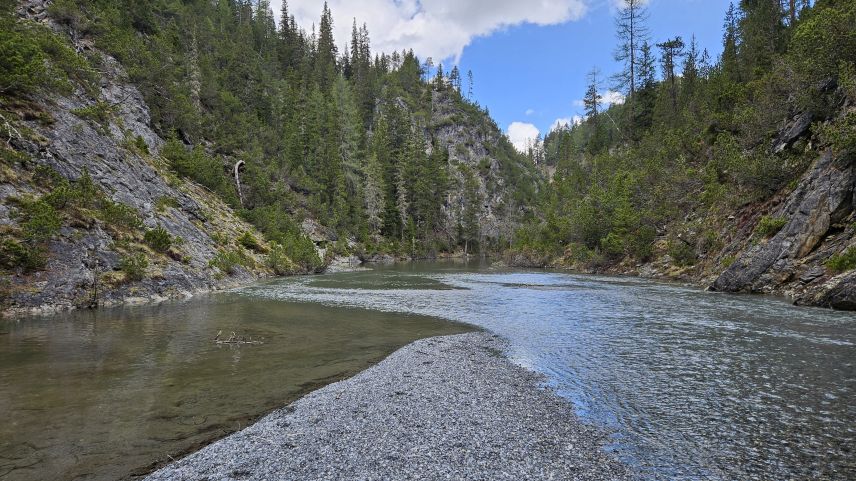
[234,160,245,208]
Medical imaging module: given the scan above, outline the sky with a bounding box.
[271,0,734,151]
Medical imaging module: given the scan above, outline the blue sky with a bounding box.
[455,0,733,148]
[277,0,734,149]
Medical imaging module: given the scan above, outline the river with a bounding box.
[2,261,855,480]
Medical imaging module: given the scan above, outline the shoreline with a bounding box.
[144,332,630,481]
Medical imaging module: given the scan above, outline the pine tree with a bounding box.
[315,2,338,89]
[449,66,462,94]
[721,2,741,82]
[657,37,685,111]
[583,68,603,122]
[613,0,650,98]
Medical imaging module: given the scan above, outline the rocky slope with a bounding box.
[429,90,540,245]
[1,4,278,315]
[711,142,856,309]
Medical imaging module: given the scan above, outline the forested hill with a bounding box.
[0,0,538,312]
[511,0,856,309]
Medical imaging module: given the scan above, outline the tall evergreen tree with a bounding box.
[613,0,650,98]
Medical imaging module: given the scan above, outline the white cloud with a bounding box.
[507,122,540,152]
[550,116,583,131]
[572,89,626,109]
[271,0,588,62]
[602,90,626,105]
[525,108,536,116]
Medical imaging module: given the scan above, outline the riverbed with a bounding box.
[2,261,855,480]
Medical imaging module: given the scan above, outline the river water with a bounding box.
[2,261,855,480]
[244,261,856,481]
[0,294,469,480]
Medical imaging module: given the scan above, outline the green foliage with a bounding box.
[71,101,115,132]
[119,253,148,281]
[98,200,143,231]
[826,247,856,274]
[668,239,697,267]
[0,6,95,96]
[237,231,265,253]
[20,199,62,243]
[208,248,255,276]
[154,196,179,213]
[0,238,47,272]
[756,216,788,238]
[143,225,172,253]
[267,242,296,276]
[0,20,46,94]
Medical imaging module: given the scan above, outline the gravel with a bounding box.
[145,332,630,481]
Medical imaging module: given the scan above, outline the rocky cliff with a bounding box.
[1,4,277,315]
[711,131,856,309]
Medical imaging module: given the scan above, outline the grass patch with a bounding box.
[826,247,856,273]
[756,216,788,238]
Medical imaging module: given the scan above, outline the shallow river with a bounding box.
[2,261,855,480]
[245,261,856,481]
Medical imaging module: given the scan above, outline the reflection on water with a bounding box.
[0,294,470,481]
[243,261,856,480]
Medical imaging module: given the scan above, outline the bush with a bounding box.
[0,238,47,272]
[119,253,148,281]
[144,225,172,253]
[99,200,142,231]
[237,231,265,253]
[21,199,62,243]
[209,248,254,276]
[154,196,179,213]
[826,247,856,274]
[756,216,788,238]
[0,18,47,94]
[71,101,115,132]
[267,242,296,275]
[668,239,697,267]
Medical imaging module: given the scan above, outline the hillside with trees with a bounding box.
[510,0,856,309]
[0,0,538,312]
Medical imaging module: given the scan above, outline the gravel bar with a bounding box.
[145,332,630,480]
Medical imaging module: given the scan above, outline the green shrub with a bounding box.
[144,225,172,253]
[0,18,47,94]
[154,196,179,213]
[71,101,115,132]
[668,239,697,267]
[756,216,788,238]
[209,248,254,275]
[237,231,265,253]
[0,238,47,272]
[98,200,142,231]
[119,253,148,281]
[267,242,296,275]
[21,199,62,243]
[826,247,856,274]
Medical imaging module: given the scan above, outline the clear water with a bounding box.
[241,261,856,480]
[0,294,470,481]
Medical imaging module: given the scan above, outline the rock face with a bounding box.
[1,10,272,315]
[429,90,540,244]
[711,148,856,307]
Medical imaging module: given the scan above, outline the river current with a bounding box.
[2,261,854,480]
[244,262,856,480]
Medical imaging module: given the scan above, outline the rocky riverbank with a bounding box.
[145,332,629,481]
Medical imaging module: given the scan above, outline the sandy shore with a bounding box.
[145,332,629,480]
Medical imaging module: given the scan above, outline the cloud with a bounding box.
[572,90,626,109]
[601,90,626,105]
[507,122,540,152]
[271,0,588,62]
[525,108,536,116]
[550,116,583,131]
